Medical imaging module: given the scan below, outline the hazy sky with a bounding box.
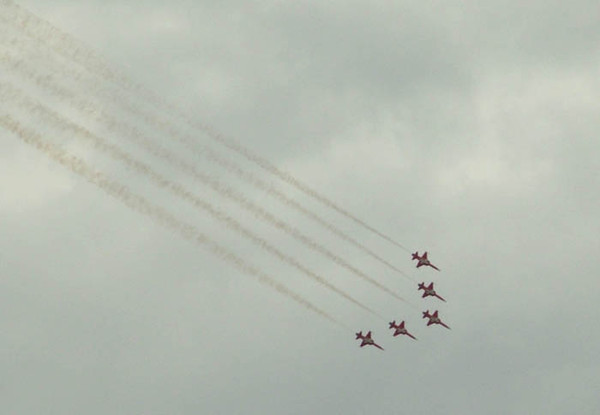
[1,1,599,414]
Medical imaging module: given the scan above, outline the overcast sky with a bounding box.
[1,1,599,414]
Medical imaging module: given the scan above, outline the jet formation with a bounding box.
[356,251,451,351]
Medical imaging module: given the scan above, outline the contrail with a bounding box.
[1,82,395,313]
[0,112,347,328]
[193,124,413,252]
[1,0,412,253]
[0,52,415,293]
[200,147,417,280]
[0,33,413,281]
[0,1,136,103]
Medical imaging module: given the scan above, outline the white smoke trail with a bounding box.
[202,146,416,280]
[0,112,348,328]
[1,82,395,313]
[0,0,413,253]
[196,124,414,252]
[0,32,413,280]
[0,50,415,295]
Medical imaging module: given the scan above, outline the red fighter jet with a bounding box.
[355,331,384,350]
[388,320,417,340]
[422,310,451,330]
[411,251,440,271]
[418,282,446,302]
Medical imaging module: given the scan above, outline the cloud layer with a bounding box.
[2,0,599,414]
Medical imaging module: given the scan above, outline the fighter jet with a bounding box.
[355,331,384,350]
[411,251,440,271]
[418,282,446,302]
[388,320,417,340]
[422,310,451,329]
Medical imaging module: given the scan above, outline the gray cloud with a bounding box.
[2,0,600,413]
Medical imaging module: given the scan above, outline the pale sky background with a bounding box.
[1,1,599,414]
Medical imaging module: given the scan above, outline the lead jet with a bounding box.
[418,282,446,302]
[422,310,451,329]
[355,331,384,350]
[388,320,417,340]
[411,251,440,271]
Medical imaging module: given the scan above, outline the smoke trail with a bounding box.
[1,82,393,313]
[0,1,135,100]
[1,0,412,252]
[198,146,416,281]
[0,35,413,280]
[197,124,414,252]
[0,52,414,296]
[0,112,348,328]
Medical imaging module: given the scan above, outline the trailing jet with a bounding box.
[418,282,446,302]
[388,320,417,340]
[411,251,440,271]
[355,331,384,350]
[422,310,451,329]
